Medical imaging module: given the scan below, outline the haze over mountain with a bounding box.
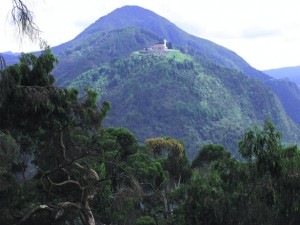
[2,5,300,157]
[264,66,300,86]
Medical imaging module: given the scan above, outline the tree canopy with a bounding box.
[1,45,300,225]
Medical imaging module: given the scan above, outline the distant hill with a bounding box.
[263,66,300,125]
[264,66,300,85]
[1,52,20,65]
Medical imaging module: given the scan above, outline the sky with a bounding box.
[1,0,300,70]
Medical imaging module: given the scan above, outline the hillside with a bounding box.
[48,5,300,129]
[69,50,299,158]
[51,27,162,86]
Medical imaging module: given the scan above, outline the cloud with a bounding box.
[241,28,282,39]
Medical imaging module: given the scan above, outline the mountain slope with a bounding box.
[69,50,300,158]
[48,5,300,128]
[51,27,162,86]
[75,5,265,79]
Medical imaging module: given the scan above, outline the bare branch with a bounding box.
[11,0,41,42]
[17,205,54,225]
[47,176,84,190]
[0,55,6,70]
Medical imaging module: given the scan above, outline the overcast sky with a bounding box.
[1,0,300,70]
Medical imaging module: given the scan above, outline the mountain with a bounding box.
[264,66,300,85]
[45,5,269,86]
[262,66,300,125]
[47,5,300,129]
[69,49,300,158]
[263,78,300,125]
[74,5,266,80]
[1,52,20,65]
[2,5,300,157]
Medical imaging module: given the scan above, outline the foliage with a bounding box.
[191,144,231,168]
[70,50,300,158]
[0,49,111,225]
[135,216,156,225]
[184,121,300,225]
[2,48,300,225]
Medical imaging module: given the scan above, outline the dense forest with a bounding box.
[1,48,300,225]
[68,48,300,158]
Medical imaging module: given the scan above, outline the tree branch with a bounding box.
[11,0,40,41]
[17,205,53,225]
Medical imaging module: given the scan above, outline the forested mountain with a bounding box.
[51,5,267,84]
[26,6,300,129]
[2,5,300,157]
[69,48,299,158]
[50,5,300,130]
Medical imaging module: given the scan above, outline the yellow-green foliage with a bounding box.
[145,137,185,159]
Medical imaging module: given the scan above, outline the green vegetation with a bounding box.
[49,4,300,132]
[70,51,300,158]
[52,27,162,86]
[165,50,192,62]
[2,50,300,225]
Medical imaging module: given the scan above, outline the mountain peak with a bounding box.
[112,5,155,14]
[75,5,259,77]
[75,5,174,40]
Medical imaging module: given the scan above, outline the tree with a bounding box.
[0,48,112,225]
[145,137,191,220]
[145,137,190,184]
[191,144,231,169]
[0,0,41,71]
[237,119,299,224]
[10,0,40,41]
[238,119,282,178]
